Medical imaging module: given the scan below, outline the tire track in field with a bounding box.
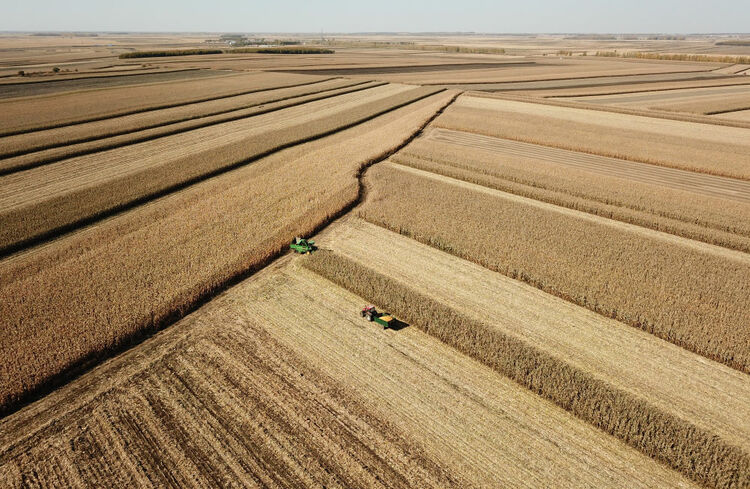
[428,128,750,202]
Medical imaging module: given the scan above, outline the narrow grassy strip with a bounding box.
[0,90,456,418]
[359,164,750,373]
[0,78,371,162]
[393,141,750,251]
[301,250,750,489]
[0,81,384,175]
[0,74,335,138]
[0,86,443,254]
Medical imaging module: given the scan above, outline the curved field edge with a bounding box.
[0,90,458,418]
[302,250,750,489]
[0,85,443,256]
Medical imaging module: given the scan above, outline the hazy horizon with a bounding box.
[3,0,750,34]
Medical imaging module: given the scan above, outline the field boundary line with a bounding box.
[385,163,750,264]
[0,75,341,138]
[0,79,376,167]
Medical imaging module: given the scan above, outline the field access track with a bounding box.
[427,128,750,202]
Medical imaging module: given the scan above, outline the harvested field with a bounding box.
[303,218,750,489]
[434,70,727,90]
[426,128,750,202]
[0,71,325,135]
[0,77,370,164]
[0,89,455,416]
[718,108,750,121]
[359,163,750,373]
[567,84,750,114]
[395,132,750,252]
[437,95,750,179]
[521,76,750,97]
[0,250,700,489]
[0,84,438,252]
[347,59,721,85]
[0,68,225,99]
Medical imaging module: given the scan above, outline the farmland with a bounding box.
[1,32,749,489]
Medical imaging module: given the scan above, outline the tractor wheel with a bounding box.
[367,314,373,322]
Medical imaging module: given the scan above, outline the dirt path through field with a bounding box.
[427,127,750,202]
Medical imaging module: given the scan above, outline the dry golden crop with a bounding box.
[0,85,440,252]
[436,96,750,179]
[302,249,750,489]
[0,81,386,175]
[0,71,325,135]
[0,78,367,161]
[359,164,750,373]
[395,136,750,251]
[0,90,455,416]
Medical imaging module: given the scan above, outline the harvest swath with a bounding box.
[1,35,748,489]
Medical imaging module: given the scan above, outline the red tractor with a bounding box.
[360,305,394,329]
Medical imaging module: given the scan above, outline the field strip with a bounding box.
[457,94,750,146]
[566,84,750,107]
[308,218,750,487]
[0,72,334,137]
[389,162,750,263]
[0,84,414,211]
[0,255,697,487]
[0,68,232,100]
[0,84,444,255]
[427,128,750,202]
[418,70,724,87]
[534,78,750,98]
[467,91,750,129]
[0,77,369,161]
[0,80,386,175]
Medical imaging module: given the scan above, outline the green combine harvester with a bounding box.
[290,237,316,254]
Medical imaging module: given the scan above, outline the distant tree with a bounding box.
[52,67,60,73]
[17,70,25,76]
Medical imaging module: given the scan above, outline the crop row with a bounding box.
[0,80,379,173]
[0,85,441,253]
[302,250,749,489]
[438,96,750,180]
[358,164,750,373]
[0,77,367,162]
[0,71,326,136]
[395,138,750,251]
[0,90,454,417]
